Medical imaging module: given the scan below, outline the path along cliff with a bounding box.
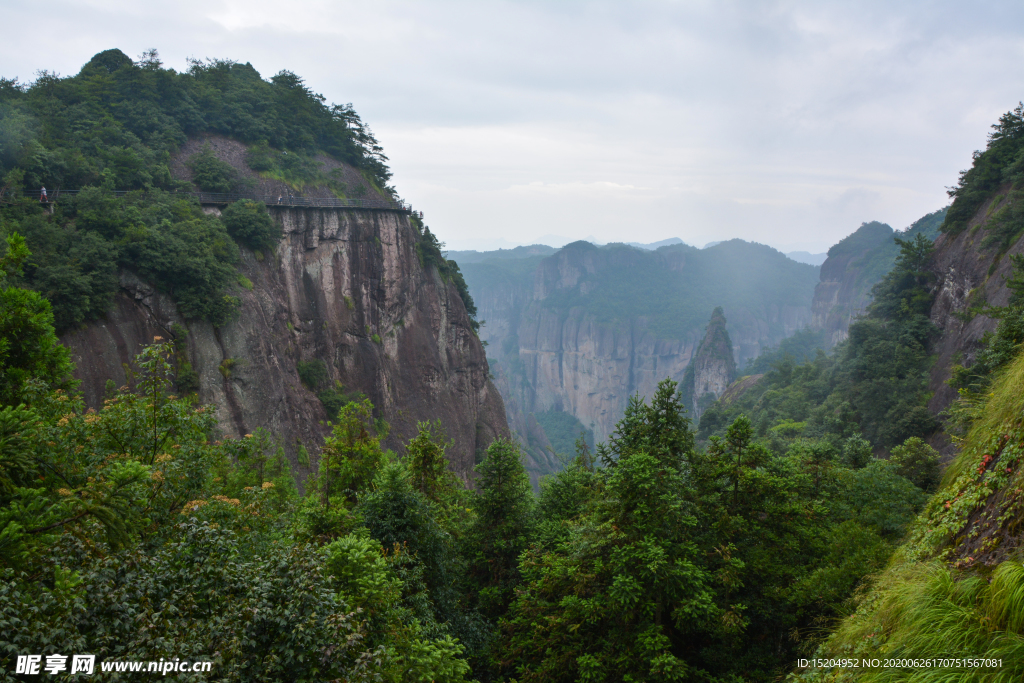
[60,204,509,484]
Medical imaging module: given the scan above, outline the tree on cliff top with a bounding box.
[0,49,397,330]
[943,101,1024,236]
[0,49,392,192]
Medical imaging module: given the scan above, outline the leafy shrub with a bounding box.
[841,435,873,469]
[297,359,329,390]
[187,144,238,193]
[890,436,941,492]
[0,233,74,404]
[218,358,237,378]
[220,199,281,252]
[244,142,351,193]
[317,386,365,421]
[244,141,276,172]
[413,220,479,330]
[175,360,200,394]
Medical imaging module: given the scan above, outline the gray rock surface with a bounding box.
[684,308,738,423]
[61,206,508,485]
[926,185,1021,416]
[810,223,895,348]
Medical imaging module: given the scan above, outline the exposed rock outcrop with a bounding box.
[926,186,1022,415]
[681,307,738,423]
[810,211,946,348]
[811,222,896,348]
[61,205,509,483]
[718,374,765,405]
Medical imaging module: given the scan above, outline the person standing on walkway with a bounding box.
[40,186,47,202]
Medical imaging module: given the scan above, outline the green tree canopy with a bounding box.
[0,233,73,405]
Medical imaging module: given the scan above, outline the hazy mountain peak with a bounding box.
[785,251,828,266]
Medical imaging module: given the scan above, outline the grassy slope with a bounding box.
[792,352,1024,682]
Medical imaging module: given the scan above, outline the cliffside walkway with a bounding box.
[8,189,411,212]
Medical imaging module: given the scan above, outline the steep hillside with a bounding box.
[928,194,1024,415]
[792,353,1024,682]
[785,103,1024,683]
[0,50,508,480]
[811,211,946,348]
[60,201,507,480]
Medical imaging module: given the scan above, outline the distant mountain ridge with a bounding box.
[786,251,828,266]
[624,237,685,250]
[454,213,951,479]
[456,238,820,478]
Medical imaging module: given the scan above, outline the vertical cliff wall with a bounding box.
[811,222,895,348]
[61,206,509,483]
[926,188,1024,415]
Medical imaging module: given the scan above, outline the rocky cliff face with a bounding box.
[926,186,1022,415]
[61,206,509,483]
[515,308,696,444]
[811,222,896,348]
[682,307,737,423]
[810,212,947,348]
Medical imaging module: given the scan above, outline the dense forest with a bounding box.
[0,48,484,335]
[3,50,1024,681]
[0,256,934,680]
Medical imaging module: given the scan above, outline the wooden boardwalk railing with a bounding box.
[4,188,411,212]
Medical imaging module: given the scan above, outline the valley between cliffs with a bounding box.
[467,240,817,470]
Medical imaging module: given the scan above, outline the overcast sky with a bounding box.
[3,0,1023,251]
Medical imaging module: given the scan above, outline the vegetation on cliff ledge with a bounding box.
[0,50,482,333]
[0,49,405,331]
[943,102,1024,240]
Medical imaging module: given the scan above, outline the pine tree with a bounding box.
[466,438,534,618]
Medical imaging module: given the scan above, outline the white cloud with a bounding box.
[2,0,1022,251]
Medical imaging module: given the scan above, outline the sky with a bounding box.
[3,0,1024,252]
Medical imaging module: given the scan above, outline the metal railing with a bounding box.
[4,188,410,212]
